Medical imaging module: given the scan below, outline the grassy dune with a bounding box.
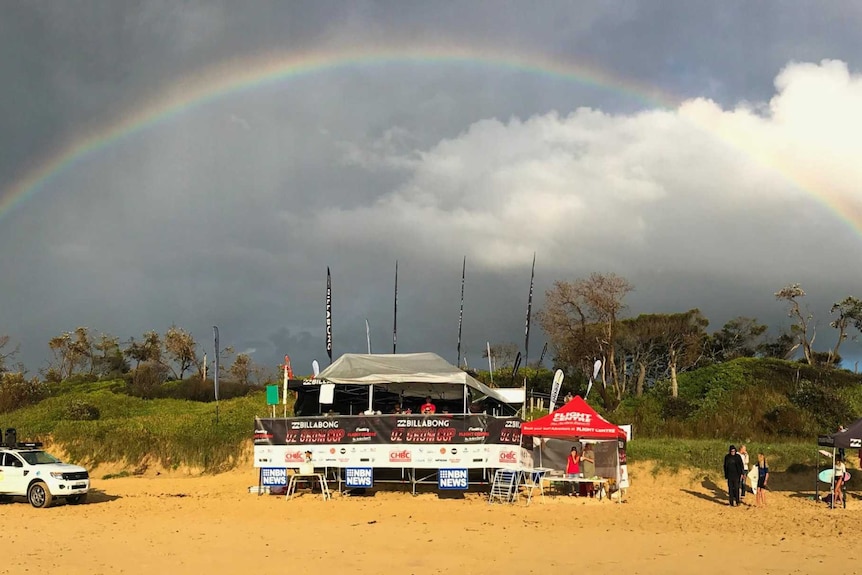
[2,357,858,473]
[2,388,267,472]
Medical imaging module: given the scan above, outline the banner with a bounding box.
[457,256,465,367]
[524,253,535,363]
[253,415,523,469]
[549,369,564,410]
[212,326,220,401]
[326,267,332,362]
[393,260,398,353]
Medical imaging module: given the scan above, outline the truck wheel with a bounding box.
[28,481,53,508]
[67,494,87,505]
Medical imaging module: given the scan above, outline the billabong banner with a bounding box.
[253,415,523,470]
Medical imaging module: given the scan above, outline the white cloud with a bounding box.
[323,60,862,274]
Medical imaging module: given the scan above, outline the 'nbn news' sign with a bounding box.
[345,467,373,488]
[261,468,288,486]
[438,468,468,490]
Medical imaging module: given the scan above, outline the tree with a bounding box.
[92,333,127,377]
[539,272,633,409]
[658,310,709,397]
[482,343,519,371]
[758,330,797,360]
[707,317,768,362]
[616,315,669,397]
[124,331,162,370]
[775,284,815,365]
[48,327,93,380]
[229,353,252,386]
[828,296,862,366]
[0,335,19,374]
[164,325,199,380]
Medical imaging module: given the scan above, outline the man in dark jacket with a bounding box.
[723,445,744,506]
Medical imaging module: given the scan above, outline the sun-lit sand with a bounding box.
[1,460,857,575]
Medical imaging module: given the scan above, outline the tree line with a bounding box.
[532,274,862,410]
[0,326,274,388]
[2,275,860,414]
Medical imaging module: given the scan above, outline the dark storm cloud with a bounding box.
[2,1,862,375]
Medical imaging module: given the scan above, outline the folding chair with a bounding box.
[488,469,519,504]
[522,469,546,505]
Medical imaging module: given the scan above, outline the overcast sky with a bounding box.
[2,1,861,376]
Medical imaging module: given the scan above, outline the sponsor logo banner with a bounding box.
[438,468,468,490]
[254,415,521,447]
[260,468,288,486]
[345,467,373,488]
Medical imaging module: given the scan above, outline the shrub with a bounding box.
[661,396,696,420]
[0,372,48,413]
[760,404,812,436]
[63,399,101,421]
[126,363,169,399]
[790,379,853,431]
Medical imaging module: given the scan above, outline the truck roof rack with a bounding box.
[0,442,43,449]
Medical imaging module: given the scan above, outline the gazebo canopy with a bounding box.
[314,352,514,402]
[818,417,862,449]
[522,396,626,440]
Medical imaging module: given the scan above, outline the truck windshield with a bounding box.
[19,451,61,465]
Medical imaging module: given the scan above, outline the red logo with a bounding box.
[552,411,592,424]
[329,448,336,454]
[284,451,305,463]
[389,449,412,463]
[499,450,518,463]
[439,447,447,454]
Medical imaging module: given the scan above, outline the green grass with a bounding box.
[627,437,818,474]
[2,390,272,472]
[3,358,856,474]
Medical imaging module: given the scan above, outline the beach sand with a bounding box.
[1,462,857,575]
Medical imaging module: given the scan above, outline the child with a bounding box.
[755,453,769,507]
[834,455,846,506]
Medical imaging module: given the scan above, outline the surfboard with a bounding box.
[819,449,833,458]
[747,466,759,495]
[818,469,851,484]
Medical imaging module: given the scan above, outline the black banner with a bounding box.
[254,415,521,446]
[326,267,332,362]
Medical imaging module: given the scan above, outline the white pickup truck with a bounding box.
[0,442,90,508]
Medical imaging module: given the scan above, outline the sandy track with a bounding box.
[1,464,856,575]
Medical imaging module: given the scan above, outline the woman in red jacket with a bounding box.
[566,446,581,496]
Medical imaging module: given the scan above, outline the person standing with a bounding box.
[755,453,769,507]
[420,396,437,414]
[834,455,847,507]
[723,445,744,507]
[738,445,750,501]
[566,446,581,496]
[580,443,597,497]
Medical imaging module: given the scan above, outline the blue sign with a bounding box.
[438,468,468,490]
[345,467,373,488]
[261,468,288,486]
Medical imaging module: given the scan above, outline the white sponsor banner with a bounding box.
[254,444,506,469]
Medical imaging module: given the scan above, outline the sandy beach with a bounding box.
[1,462,857,575]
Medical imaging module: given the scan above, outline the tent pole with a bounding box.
[815,448,819,502]
[368,385,374,413]
[831,448,836,509]
[463,383,467,414]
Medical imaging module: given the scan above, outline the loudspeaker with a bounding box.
[5,428,17,446]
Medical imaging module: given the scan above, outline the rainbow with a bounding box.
[0,45,679,222]
[1,45,860,237]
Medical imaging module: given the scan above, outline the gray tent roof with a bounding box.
[315,352,516,403]
[818,418,862,449]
